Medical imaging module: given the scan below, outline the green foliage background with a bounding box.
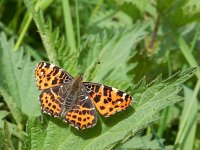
[0,0,199,150]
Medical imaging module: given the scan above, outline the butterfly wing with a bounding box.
[64,86,97,130]
[83,82,132,117]
[35,61,73,90]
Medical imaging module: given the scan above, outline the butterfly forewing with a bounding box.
[35,62,73,90]
[39,85,64,117]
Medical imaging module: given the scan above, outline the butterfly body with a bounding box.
[61,76,83,111]
[35,62,132,130]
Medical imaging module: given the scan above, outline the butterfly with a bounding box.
[35,62,132,130]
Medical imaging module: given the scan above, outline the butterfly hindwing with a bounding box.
[35,62,73,90]
[64,88,97,130]
[39,85,64,117]
[83,82,132,117]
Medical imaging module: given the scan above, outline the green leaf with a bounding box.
[0,102,4,108]
[115,0,157,19]
[24,117,48,150]
[0,110,9,120]
[159,0,200,29]
[89,9,133,28]
[82,24,147,85]
[15,0,54,50]
[23,0,59,64]
[0,101,22,139]
[0,87,23,125]
[23,0,79,75]
[0,121,15,150]
[0,120,22,139]
[0,32,40,118]
[24,68,196,150]
[117,134,165,149]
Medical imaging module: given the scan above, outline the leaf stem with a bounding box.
[148,14,160,49]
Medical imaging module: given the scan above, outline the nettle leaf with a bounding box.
[0,88,24,138]
[22,1,197,149]
[23,0,58,65]
[0,32,40,118]
[115,0,157,19]
[24,67,196,150]
[23,0,78,75]
[117,134,165,149]
[89,9,132,29]
[158,0,200,29]
[82,24,147,85]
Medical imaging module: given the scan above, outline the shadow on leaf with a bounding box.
[100,106,135,127]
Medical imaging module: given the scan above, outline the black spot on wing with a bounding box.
[109,108,113,112]
[59,71,65,78]
[82,110,86,115]
[94,85,100,93]
[53,66,59,76]
[94,95,100,103]
[103,99,108,104]
[52,78,58,85]
[125,94,130,102]
[45,63,50,68]
[117,90,123,97]
[103,88,107,96]
[100,106,105,110]
[103,86,112,97]
[107,97,112,102]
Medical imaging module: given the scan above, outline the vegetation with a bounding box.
[0,0,199,149]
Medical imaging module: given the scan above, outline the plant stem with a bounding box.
[90,0,103,19]
[62,0,76,52]
[75,0,80,49]
[14,13,32,51]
